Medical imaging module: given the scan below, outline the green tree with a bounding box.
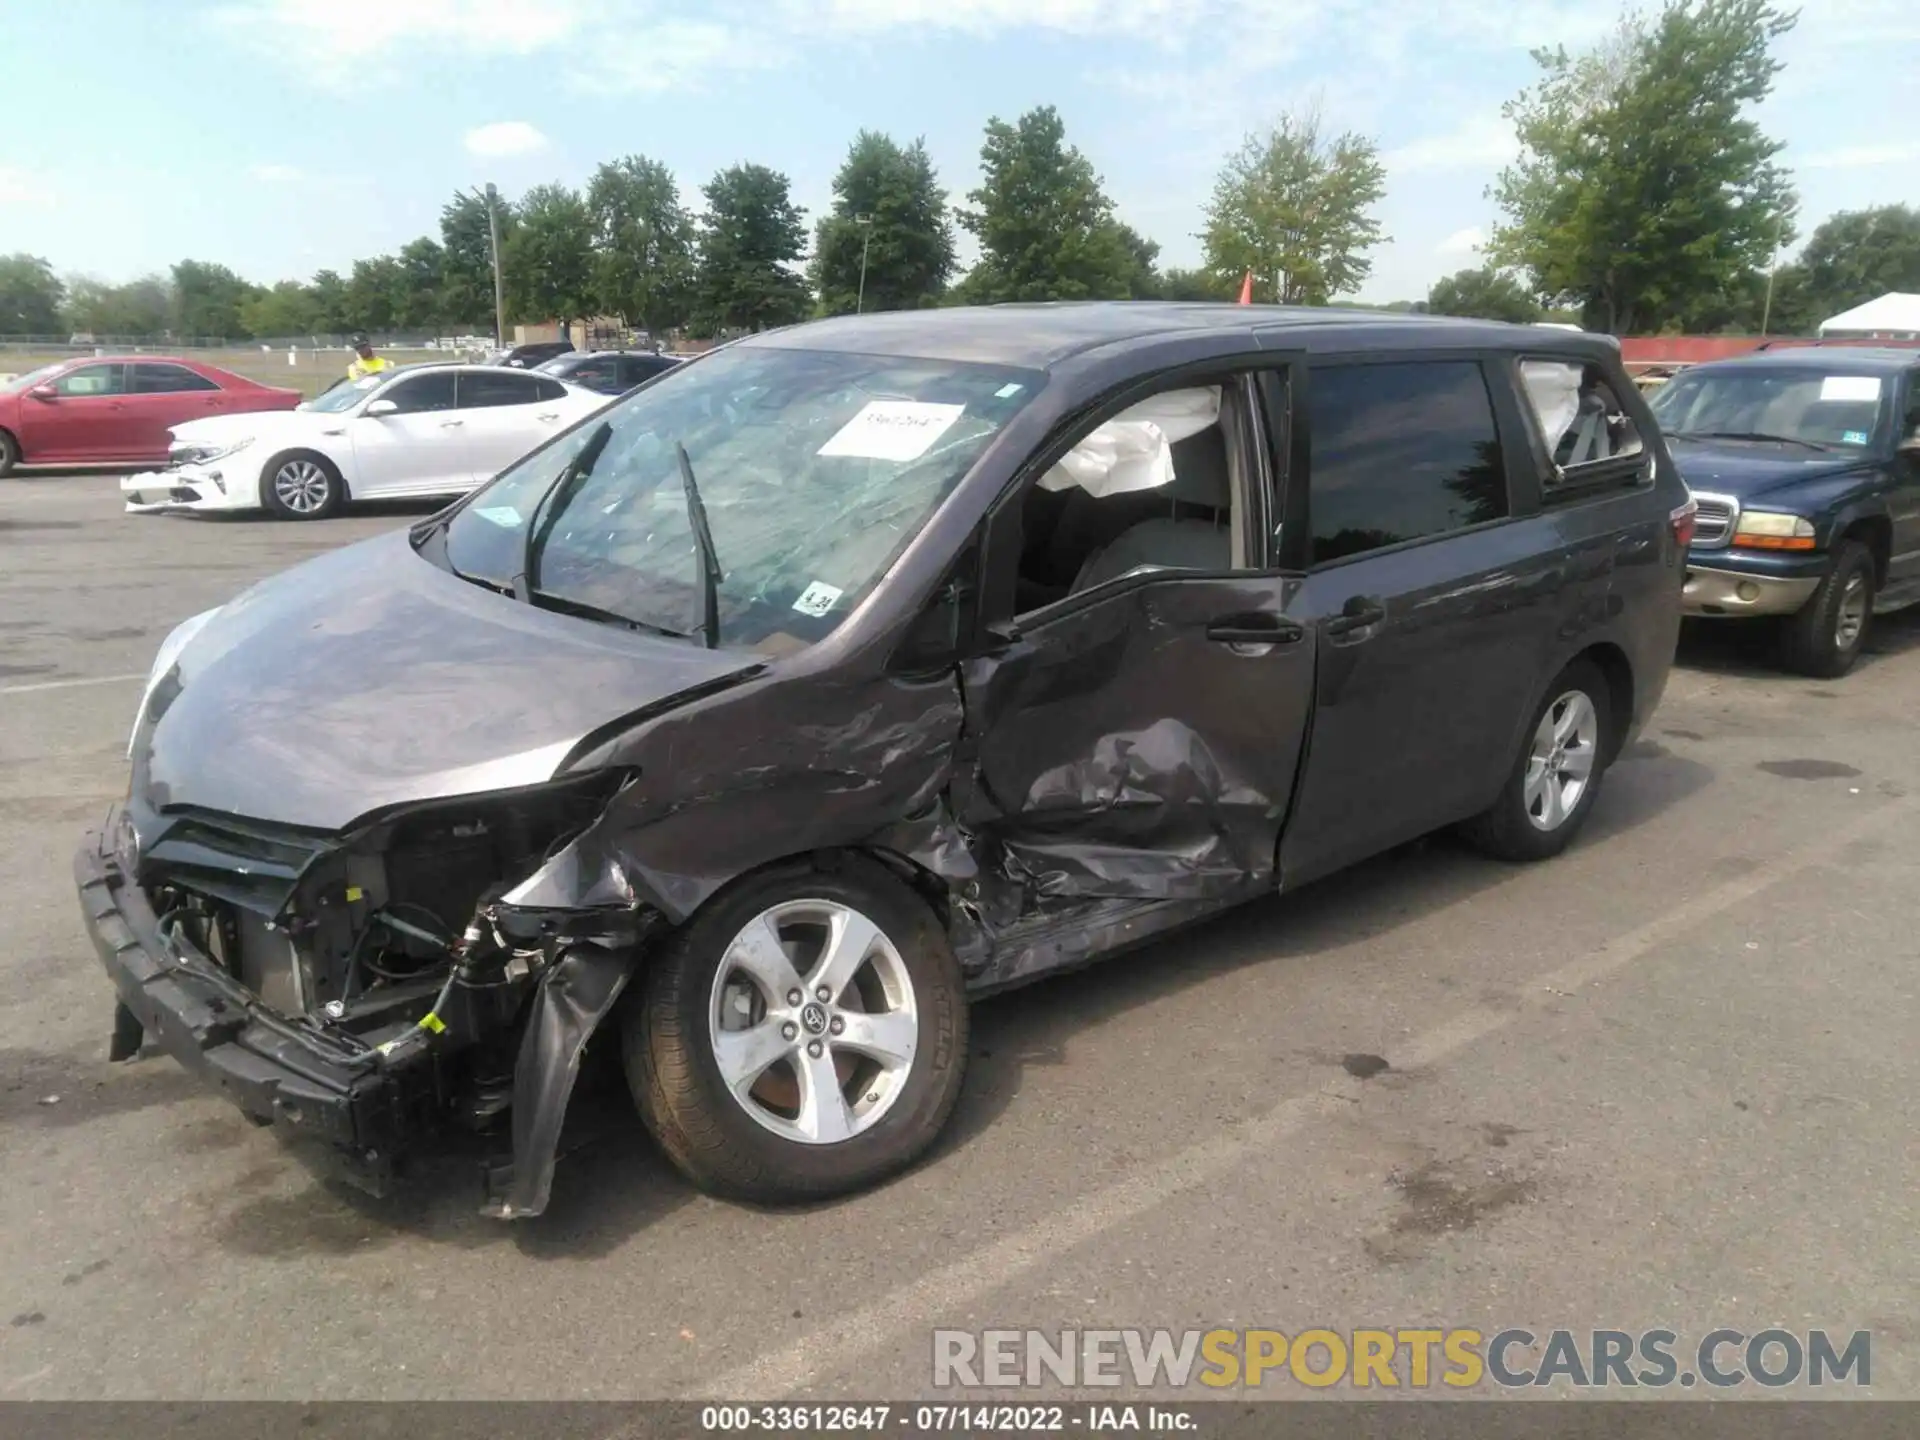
[587,155,697,335]
[343,256,403,332]
[1489,0,1797,333]
[239,280,319,339]
[0,254,66,334]
[1160,267,1230,302]
[1427,267,1543,323]
[1114,223,1163,300]
[171,259,256,339]
[1200,107,1386,305]
[956,106,1136,303]
[308,270,350,334]
[695,163,810,333]
[1791,205,1920,323]
[812,132,956,315]
[506,183,595,330]
[440,188,513,334]
[393,237,446,331]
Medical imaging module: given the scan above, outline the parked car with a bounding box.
[76,304,1687,1218]
[492,340,574,369]
[534,349,683,395]
[0,356,302,475]
[1650,347,1920,676]
[119,364,606,520]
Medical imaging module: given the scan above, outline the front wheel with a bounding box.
[259,451,344,520]
[0,428,18,478]
[1779,540,1874,678]
[624,856,969,1203]
[1460,659,1613,862]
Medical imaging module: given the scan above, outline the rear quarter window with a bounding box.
[1518,358,1650,499]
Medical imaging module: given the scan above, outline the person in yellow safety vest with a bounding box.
[346,334,392,382]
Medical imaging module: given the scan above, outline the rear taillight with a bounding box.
[1670,498,1698,549]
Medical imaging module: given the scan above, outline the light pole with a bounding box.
[855,214,875,314]
[466,184,507,348]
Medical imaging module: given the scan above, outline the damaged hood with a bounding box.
[137,530,761,831]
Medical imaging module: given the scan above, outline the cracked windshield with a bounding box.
[438,347,1040,652]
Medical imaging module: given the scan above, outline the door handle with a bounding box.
[439,418,465,427]
[535,411,560,421]
[1325,597,1387,637]
[1206,615,1305,648]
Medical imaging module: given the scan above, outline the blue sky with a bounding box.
[3,0,1916,304]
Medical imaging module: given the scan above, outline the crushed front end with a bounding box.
[74,773,651,1217]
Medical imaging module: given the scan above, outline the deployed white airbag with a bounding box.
[1039,386,1222,497]
[1520,361,1582,452]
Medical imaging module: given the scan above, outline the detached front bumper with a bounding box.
[121,466,247,514]
[1681,553,1826,618]
[72,810,419,1192]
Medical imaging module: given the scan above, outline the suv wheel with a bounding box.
[624,856,968,1203]
[1779,540,1874,678]
[1460,659,1613,862]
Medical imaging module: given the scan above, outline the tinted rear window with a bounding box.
[1307,361,1509,565]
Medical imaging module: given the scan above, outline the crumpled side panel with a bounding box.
[561,672,968,923]
[956,577,1308,909]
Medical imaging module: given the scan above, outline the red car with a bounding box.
[0,356,303,475]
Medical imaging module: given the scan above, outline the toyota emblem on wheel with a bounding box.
[799,1001,829,1035]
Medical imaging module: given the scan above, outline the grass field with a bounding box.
[0,347,469,398]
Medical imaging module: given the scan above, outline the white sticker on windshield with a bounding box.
[474,506,524,528]
[1820,375,1881,403]
[994,383,1024,398]
[817,401,966,462]
[792,581,843,617]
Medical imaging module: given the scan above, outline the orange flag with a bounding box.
[1237,271,1253,305]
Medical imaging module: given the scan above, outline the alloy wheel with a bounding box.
[1835,572,1869,651]
[272,460,332,515]
[1523,689,1599,832]
[707,900,919,1145]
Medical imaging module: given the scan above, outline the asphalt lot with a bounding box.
[1,471,1916,1403]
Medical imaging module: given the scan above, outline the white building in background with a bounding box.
[1817,292,1920,340]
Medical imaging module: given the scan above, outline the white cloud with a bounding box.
[572,19,784,95]
[210,0,592,84]
[1436,226,1486,257]
[1799,142,1920,171]
[249,163,303,182]
[464,121,551,158]
[0,165,55,207]
[1386,115,1516,174]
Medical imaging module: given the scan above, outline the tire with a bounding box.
[259,451,345,520]
[0,429,17,478]
[1460,659,1613,863]
[625,854,969,1204]
[1778,540,1874,679]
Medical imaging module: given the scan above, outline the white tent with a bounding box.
[1818,292,1920,339]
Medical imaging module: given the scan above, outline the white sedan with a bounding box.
[121,364,608,520]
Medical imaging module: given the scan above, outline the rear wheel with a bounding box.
[260,451,344,520]
[0,429,18,478]
[625,856,969,1203]
[1460,659,1613,862]
[1779,540,1873,678]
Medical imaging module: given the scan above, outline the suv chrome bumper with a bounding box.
[1682,564,1820,618]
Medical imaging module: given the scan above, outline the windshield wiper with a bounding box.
[524,588,693,640]
[1671,430,1828,452]
[675,442,725,650]
[515,420,615,601]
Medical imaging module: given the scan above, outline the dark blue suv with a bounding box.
[1650,347,1920,675]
